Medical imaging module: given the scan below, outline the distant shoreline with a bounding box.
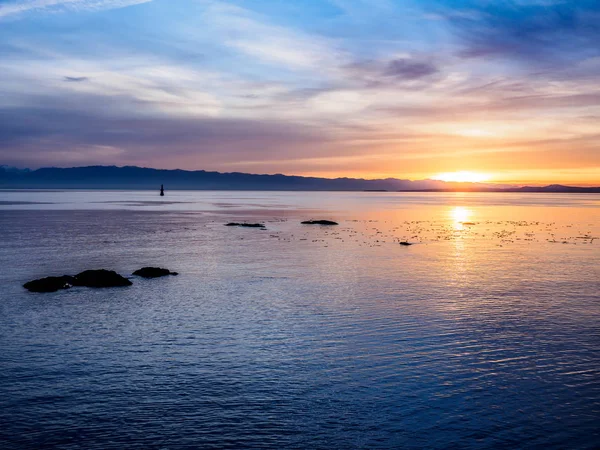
[2,188,600,193]
[2,165,599,193]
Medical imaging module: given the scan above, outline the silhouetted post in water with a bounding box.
[160,184,164,196]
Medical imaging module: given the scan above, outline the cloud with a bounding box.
[385,58,438,80]
[0,0,152,19]
[432,0,600,66]
[64,76,89,82]
[201,3,350,74]
[0,91,333,169]
[340,56,443,90]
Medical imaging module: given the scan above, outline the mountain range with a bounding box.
[1,165,599,192]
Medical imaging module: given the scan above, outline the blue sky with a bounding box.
[1,0,599,183]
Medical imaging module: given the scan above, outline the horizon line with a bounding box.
[2,164,600,189]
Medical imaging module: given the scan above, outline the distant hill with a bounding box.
[0,165,598,192]
[504,184,600,193]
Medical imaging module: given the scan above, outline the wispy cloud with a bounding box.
[201,3,350,74]
[0,0,152,19]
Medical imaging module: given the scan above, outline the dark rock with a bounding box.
[23,275,75,293]
[72,269,132,288]
[399,241,413,246]
[133,267,178,278]
[301,220,339,225]
[225,222,266,228]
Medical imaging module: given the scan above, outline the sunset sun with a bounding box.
[432,171,491,183]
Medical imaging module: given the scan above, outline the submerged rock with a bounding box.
[399,241,413,246]
[301,220,339,225]
[72,269,132,288]
[23,275,75,293]
[133,267,178,278]
[225,222,266,228]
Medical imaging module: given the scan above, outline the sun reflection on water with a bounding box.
[447,207,474,296]
[450,206,473,228]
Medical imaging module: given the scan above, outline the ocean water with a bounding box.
[1,190,599,449]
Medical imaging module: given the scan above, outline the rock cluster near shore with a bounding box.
[24,267,177,293]
[23,275,79,293]
[133,267,178,278]
[24,269,131,293]
[301,220,339,225]
[225,222,266,228]
[73,269,133,288]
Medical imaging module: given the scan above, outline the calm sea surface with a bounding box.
[1,190,599,449]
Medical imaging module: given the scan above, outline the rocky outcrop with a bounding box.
[23,275,76,293]
[24,269,132,292]
[133,267,178,278]
[301,220,338,225]
[399,241,413,246]
[71,270,132,288]
[225,222,266,228]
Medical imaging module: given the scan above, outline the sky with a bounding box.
[0,0,599,185]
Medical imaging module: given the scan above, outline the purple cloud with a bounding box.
[384,59,438,80]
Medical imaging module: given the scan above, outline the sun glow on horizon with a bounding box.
[432,171,492,183]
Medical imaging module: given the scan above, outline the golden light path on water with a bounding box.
[450,206,472,228]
